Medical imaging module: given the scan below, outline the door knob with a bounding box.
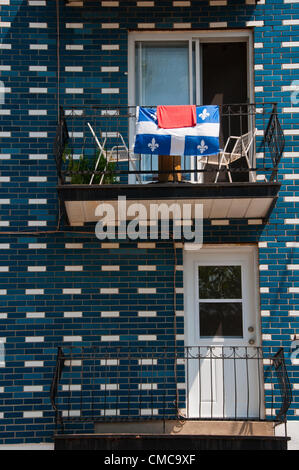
[248,326,254,333]
[248,338,255,345]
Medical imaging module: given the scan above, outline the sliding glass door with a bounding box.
[130,34,251,183]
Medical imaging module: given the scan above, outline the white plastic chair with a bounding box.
[87,123,140,184]
[200,128,257,183]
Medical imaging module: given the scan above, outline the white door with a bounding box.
[183,246,264,420]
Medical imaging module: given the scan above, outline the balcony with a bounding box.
[51,346,292,450]
[54,103,284,226]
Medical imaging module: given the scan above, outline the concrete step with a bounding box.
[54,433,288,451]
[94,419,275,437]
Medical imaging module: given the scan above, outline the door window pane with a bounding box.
[198,265,242,299]
[199,302,243,338]
[135,41,190,106]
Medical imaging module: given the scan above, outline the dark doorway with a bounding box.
[202,42,250,182]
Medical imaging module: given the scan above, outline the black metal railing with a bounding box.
[54,103,284,185]
[50,346,292,433]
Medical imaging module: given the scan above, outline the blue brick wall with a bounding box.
[0,0,298,444]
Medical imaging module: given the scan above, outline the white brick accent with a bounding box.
[282,41,299,47]
[283,19,299,25]
[139,359,157,366]
[63,312,83,318]
[259,265,268,271]
[101,88,119,94]
[62,385,81,391]
[25,361,44,367]
[101,335,120,342]
[101,1,119,5]
[101,265,120,271]
[138,384,158,390]
[30,44,48,50]
[62,410,81,417]
[29,22,47,28]
[137,1,154,5]
[29,66,47,71]
[261,310,270,317]
[66,45,84,51]
[262,334,272,341]
[62,288,82,295]
[140,409,158,416]
[64,266,83,271]
[25,289,44,295]
[100,384,119,391]
[102,44,119,50]
[258,242,268,248]
[66,23,83,28]
[66,88,84,94]
[246,20,264,27]
[138,288,156,294]
[289,311,299,316]
[101,23,119,29]
[285,219,299,224]
[24,386,44,392]
[137,242,156,248]
[65,243,83,249]
[65,66,83,72]
[173,22,191,28]
[25,337,44,343]
[138,23,155,28]
[210,22,227,28]
[138,265,156,271]
[63,336,82,342]
[282,63,299,69]
[101,66,119,72]
[23,411,43,418]
[100,288,119,294]
[26,312,45,318]
[211,220,229,226]
[101,311,120,317]
[27,266,46,272]
[174,1,191,5]
[260,287,269,293]
[138,335,157,341]
[138,311,157,317]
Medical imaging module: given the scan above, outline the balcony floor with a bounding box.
[57,181,281,226]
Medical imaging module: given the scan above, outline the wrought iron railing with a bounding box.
[54,103,284,185]
[50,346,292,433]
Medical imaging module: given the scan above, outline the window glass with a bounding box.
[198,265,242,299]
[198,265,243,338]
[135,41,190,106]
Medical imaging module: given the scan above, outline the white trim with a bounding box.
[128,29,253,107]
[183,245,261,347]
[128,30,253,184]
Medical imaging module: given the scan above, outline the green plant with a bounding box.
[62,146,117,184]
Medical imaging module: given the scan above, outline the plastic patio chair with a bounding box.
[200,128,257,183]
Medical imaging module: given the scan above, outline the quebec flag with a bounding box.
[133,105,220,157]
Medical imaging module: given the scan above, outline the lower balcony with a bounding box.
[51,346,292,450]
[54,103,284,226]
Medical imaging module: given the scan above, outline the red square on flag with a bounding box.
[157,105,197,129]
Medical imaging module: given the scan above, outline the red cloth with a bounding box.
[157,105,197,129]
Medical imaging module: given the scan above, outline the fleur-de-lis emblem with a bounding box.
[197,139,208,154]
[148,138,159,153]
[198,108,210,121]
